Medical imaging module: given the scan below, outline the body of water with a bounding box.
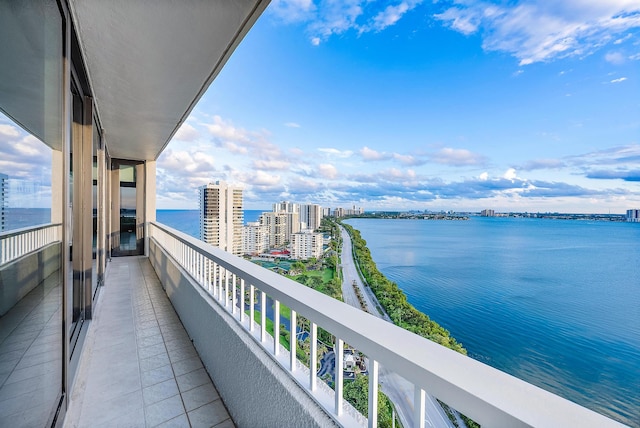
[157,209,265,239]
[345,217,640,426]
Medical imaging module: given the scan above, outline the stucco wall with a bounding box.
[0,242,61,316]
[149,239,339,428]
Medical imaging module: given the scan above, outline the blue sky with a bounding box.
[156,0,640,212]
[1,1,639,213]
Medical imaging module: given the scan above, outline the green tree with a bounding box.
[343,375,393,428]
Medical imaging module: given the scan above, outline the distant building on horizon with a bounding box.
[627,209,640,223]
[0,173,7,231]
[273,201,299,214]
[333,205,364,218]
[481,209,496,217]
[199,181,243,255]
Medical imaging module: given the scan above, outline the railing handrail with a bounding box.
[150,221,625,428]
[0,223,63,266]
[0,222,62,239]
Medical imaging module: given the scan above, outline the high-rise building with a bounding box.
[481,209,495,217]
[260,211,300,248]
[199,181,243,255]
[290,230,324,260]
[273,201,299,214]
[242,221,268,255]
[299,203,323,231]
[627,209,640,223]
[0,173,7,232]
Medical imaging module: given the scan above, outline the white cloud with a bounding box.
[318,147,353,158]
[173,122,200,142]
[430,147,486,166]
[392,153,425,166]
[318,163,338,179]
[307,0,365,43]
[252,159,291,170]
[269,0,316,23]
[251,170,282,187]
[605,51,625,64]
[610,77,627,83]
[284,122,301,128]
[360,146,390,161]
[0,124,21,140]
[435,1,640,65]
[504,168,518,181]
[369,1,423,32]
[205,115,287,162]
[434,7,480,35]
[311,37,321,46]
[479,172,489,181]
[205,115,250,143]
[158,149,216,176]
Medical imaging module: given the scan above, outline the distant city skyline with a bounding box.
[1,1,639,213]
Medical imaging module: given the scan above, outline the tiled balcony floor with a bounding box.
[65,256,234,428]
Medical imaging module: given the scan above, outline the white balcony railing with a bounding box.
[0,223,62,266]
[149,222,624,428]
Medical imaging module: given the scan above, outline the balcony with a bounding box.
[64,256,233,427]
[1,223,627,427]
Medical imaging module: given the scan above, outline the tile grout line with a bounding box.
[138,257,191,427]
[131,257,155,427]
[138,257,234,427]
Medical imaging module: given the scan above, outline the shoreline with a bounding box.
[339,219,467,354]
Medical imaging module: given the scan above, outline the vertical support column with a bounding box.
[73,95,93,318]
[144,160,156,257]
[224,269,229,308]
[240,279,245,323]
[232,273,237,315]
[368,359,379,428]
[110,166,120,252]
[260,291,266,343]
[310,323,317,391]
[273,300,280,355]
[96,132,106,286]
[61,6,72,402]
[51,150,64,225]
[249,284,255,332]
[335,338,344,416]
[290,310,297,371]
[414,386,426,428]
[136,162,145,255]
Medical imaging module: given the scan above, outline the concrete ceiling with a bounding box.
[69,0,269,161]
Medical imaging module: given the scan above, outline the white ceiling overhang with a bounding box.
[69,0,269,161]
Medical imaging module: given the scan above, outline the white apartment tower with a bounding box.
[290,231,324,260]
[299,204,323,231]
[627,209,640,223]
[199,181,243,255]
[273,201,299,214]
[242,221,268,255]
[0,174,7,231]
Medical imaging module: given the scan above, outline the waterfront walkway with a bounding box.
[64,257,234,428]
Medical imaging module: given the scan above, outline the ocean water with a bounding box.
[345,217,640,426]
[3,208,51,231]
[156,209,265,239]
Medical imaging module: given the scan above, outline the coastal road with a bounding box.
[339,227,383,316]
[338,224,455,428]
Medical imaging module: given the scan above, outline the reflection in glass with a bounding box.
[0,1,63,424]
